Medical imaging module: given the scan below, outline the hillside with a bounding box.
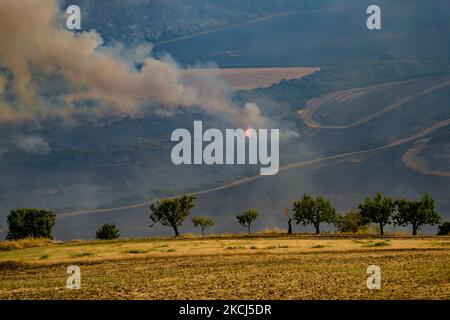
[58,0,450,67]
[59,0,350,45]
[154,0,450,66]
[1,1,450,241]
[2,59,450,240]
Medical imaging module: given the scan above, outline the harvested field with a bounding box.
[183,67,319,90]
[1,235,449,300]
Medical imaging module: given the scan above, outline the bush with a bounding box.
[437,222,450,236]
[335,211,367,233]
[95,223,120,240]
[6,208,56,240]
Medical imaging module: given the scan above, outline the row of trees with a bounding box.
[148,192,445,237]
[149,195,260,235]
[290,193,443,236]
[3,193,450,240]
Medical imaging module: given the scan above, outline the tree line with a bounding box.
[3,193,450,241]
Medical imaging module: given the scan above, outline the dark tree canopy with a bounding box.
[6,208,56,240]
[236,209,259,234]
[437,221,450,236]
[96,223,120,240]
[150,194,195,236]
[335,210,367,234]
[358,193,395,235]
[292,194,336,234]
[395,193,441,235]
[192,216,215,236]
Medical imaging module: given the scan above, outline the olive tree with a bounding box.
[150,194,195,236]
[292,195,336,234]
[192,216,215,236]
[236,209,259,234]
[358,193,395,236]
[394,194,441,235]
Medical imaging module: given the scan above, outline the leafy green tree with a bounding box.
[292,195,336,234]
[150,194,195,236]
[335,210,367,233]
[96,223,120,240]
[358,193,395,236]
[236,209,259,234]
[6,208,56,240]
[394,194,441,235]
[192,216,215,236]
[437,222,450,236]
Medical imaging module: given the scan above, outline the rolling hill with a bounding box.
[1,1,450,240]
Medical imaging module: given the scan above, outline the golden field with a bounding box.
[182,67,320,90]
[0,234,449,300]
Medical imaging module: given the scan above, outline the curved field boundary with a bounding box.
[182,67,320,90]
[300,77,450,129]
[402,141,450,177]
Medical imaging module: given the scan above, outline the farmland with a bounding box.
[182,67,319,90]
[300,76,450,129]
[402,140,450,177]
[0,235,449,300]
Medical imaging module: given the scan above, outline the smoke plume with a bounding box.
[14,135,52,155]
[0,0,257,125]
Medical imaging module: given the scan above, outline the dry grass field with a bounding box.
[0,235,449,300]
[183,67,319,90]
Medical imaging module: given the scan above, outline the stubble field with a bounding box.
[0,235,449,300]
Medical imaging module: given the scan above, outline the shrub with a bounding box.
[127,249,148,254]
[95,223,120,240]
[72,252,94,258]
[437,222,450,236]
[335,210,367,233]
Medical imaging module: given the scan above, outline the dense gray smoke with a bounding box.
[0,0,265,125]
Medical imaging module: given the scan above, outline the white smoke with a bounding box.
[244,102,269,128]
[14,135,52,155]
[0,0,254,125]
